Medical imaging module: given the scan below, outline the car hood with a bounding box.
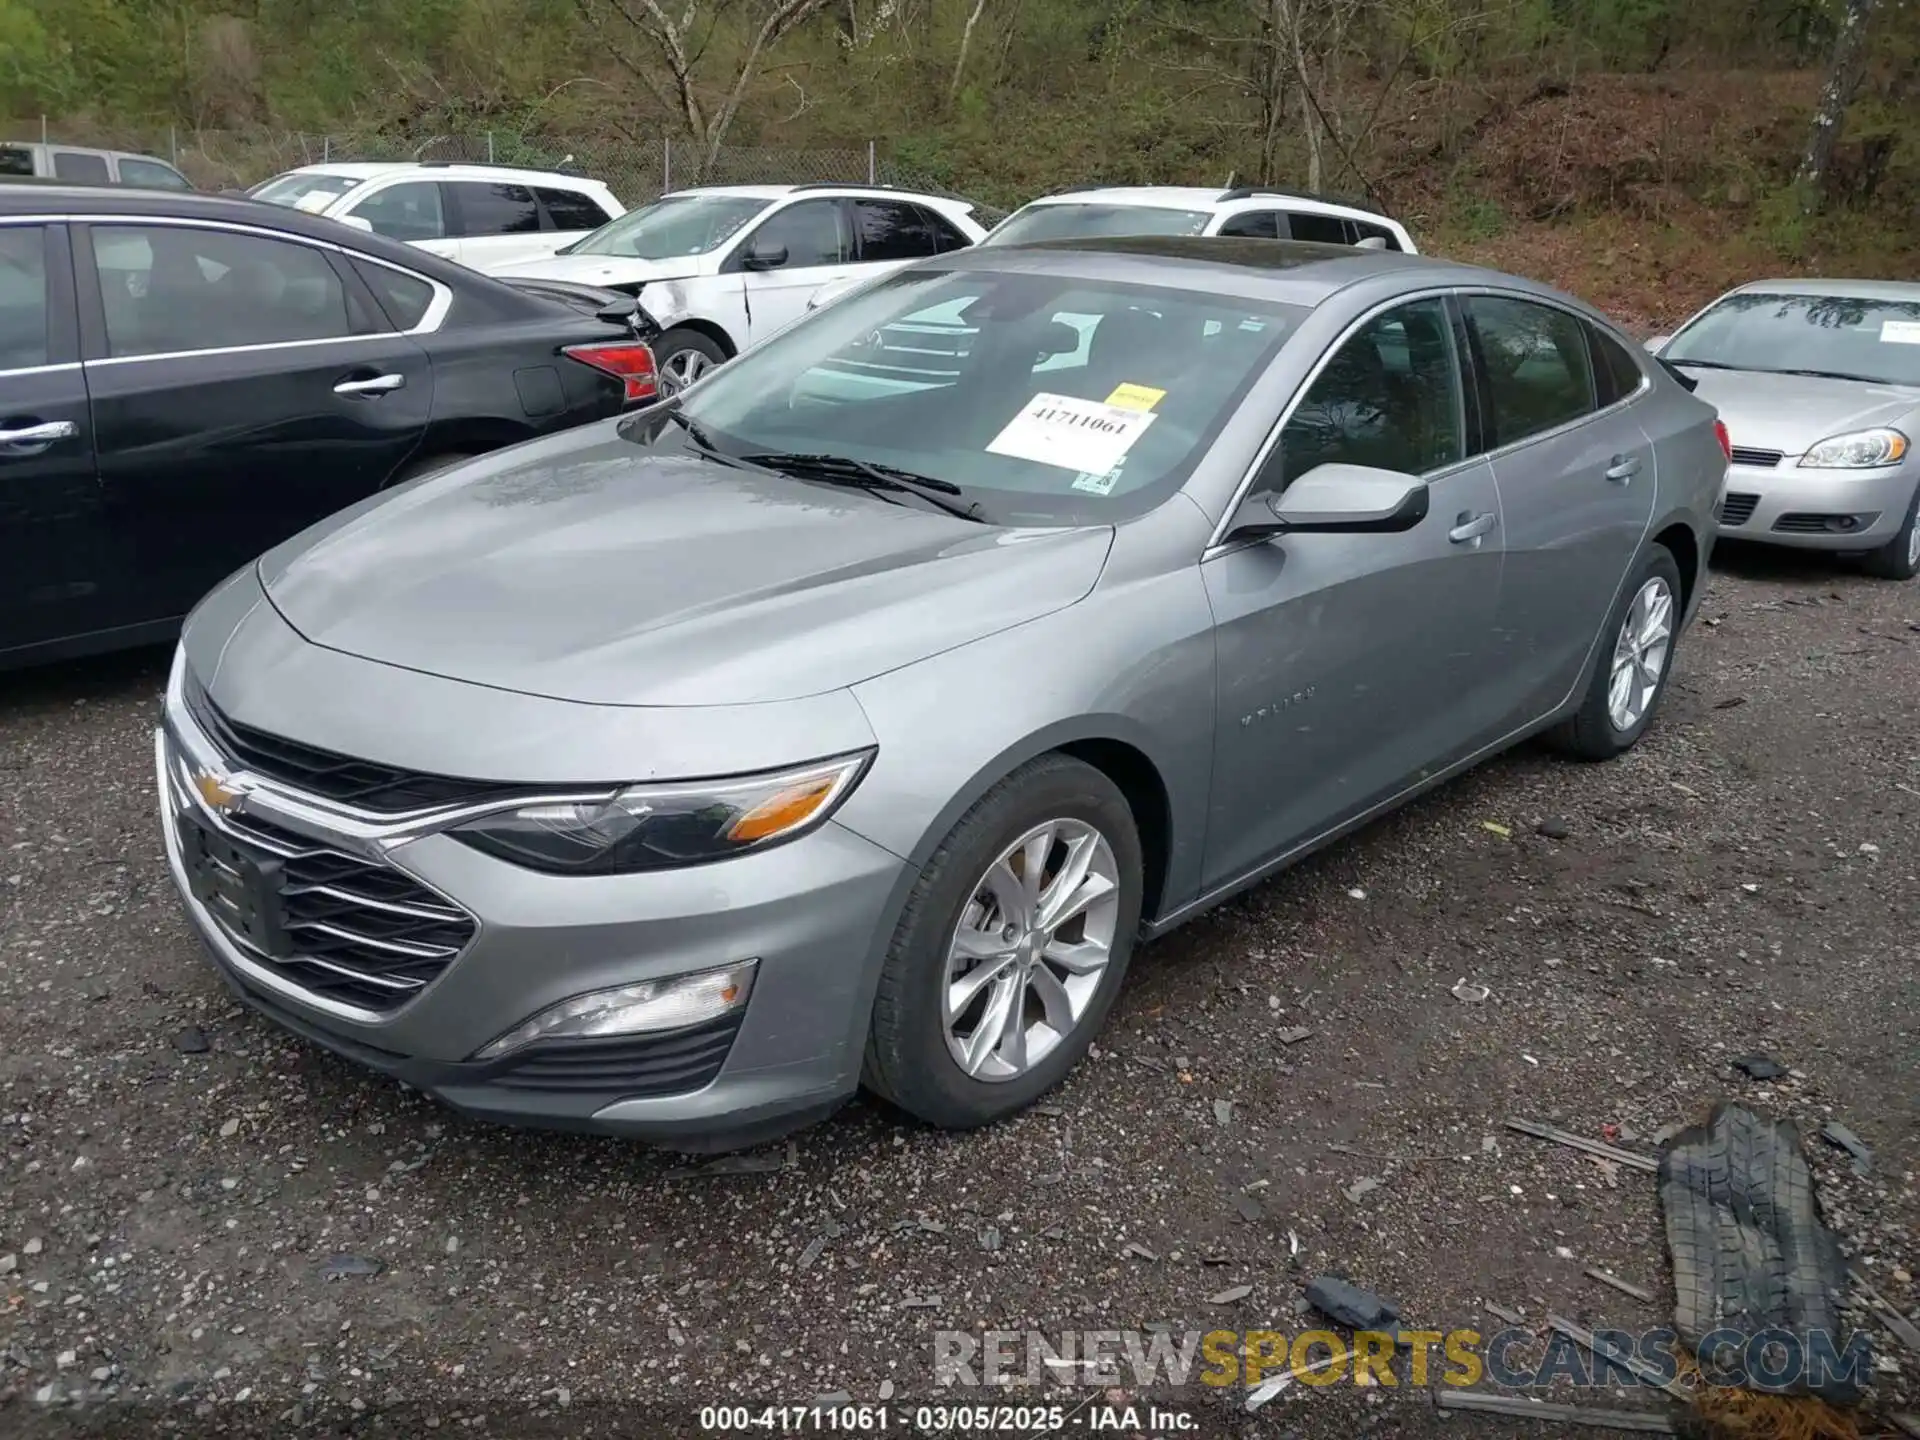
[484,252,702,285]
[1684,368,1920,455]
[260,428,1114,707]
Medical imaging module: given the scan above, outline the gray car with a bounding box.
[157,237,1726,1151]
[1650,279,1920,579]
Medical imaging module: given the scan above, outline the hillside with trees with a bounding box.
[5,0,1917,326]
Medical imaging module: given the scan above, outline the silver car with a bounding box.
[1651,279,1920,579]
[158,237,1725,1150]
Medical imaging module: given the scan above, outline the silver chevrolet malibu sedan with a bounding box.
[158,237,1728,1151]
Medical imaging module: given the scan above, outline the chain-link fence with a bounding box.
[5,118,955,208]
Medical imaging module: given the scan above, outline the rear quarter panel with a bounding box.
[1643,377,1726,624]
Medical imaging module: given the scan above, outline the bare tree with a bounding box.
[949,0,990,106]
[1796,0,1880,211]
[573,0,834,171]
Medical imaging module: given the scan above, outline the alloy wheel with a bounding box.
[942,818,1121,1083]
[1607,575,1674,732]
[658,347,715,397]
[1907,514,1920,570]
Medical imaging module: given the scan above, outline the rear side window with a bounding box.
[0,147,34,177]
[535,186,612,232]
[1589,324,1646,407]
[453,182,542,237]
[0,226,49,369]
[853,200,940,263]
[118,157,192,190]
[1466,295,1598,447]
[1217,211,1281,239]
[349,182,446,242]
[91,223,360,357]
[1284,211,1348,244]
[352,259,435,330]
[1349,220,1400,250]
[53,150,110,183]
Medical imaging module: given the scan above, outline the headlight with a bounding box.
[451,751,872,874]
[1798,427,1908,469]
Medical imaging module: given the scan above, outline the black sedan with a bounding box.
[0,183,661,668]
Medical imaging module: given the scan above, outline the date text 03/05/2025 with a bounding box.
[697,1403,1200,1433]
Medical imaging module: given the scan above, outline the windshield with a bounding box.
[664,268,1303,525]
[248,172,360,210]
[569,194,772,260]
[1665,292,1920,386]
[984,203,1212,247]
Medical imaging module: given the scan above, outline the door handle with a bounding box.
[0,419,78,452]
[1605,454,1642,483]
[1449,510,1496,544]
[334,373,406,396]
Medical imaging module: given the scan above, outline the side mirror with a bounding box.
[1354,235,1389,250]
[335,214,375,234]
[1225,462,1430,541]
[743,241,788,271]
[1644,334,1670,353]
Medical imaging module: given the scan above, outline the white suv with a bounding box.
[982,185,1417,253]
[489,183,989,394]
[245,162,625,271]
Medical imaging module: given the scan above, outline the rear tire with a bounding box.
[863,755,1143,1130]
[653,328,729,398]
[1549,545,1684,762]
[1860,482,1920,581]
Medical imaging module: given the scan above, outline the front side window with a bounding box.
[921,206,972,253]
[1350,220,1400,251]
[1279,299,1464,484]
[0,225,49,370]
[52,150,110,183]
[536,186,613,232]
[1466,295,1597,447]
[1217,211,1281,239]
[118,157,191,190]
[983,203,1212,247]
[347,182,446,242]
[854,200,938,263]
[740,199,848,269]
[0,147,37,177]
[1663,291,1920,387]
[452,181,541,237]
[92,224,358,357]
[569,194,770,260]
[667,269,1304,525]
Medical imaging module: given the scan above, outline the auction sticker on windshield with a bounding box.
[988,392,1157,476]
[1880,320,1920,344]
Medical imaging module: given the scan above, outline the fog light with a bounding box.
[473,960,757,1060]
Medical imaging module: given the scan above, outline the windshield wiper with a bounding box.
[1667,358,1741,371]
[740,451,986,523]
[661,407,748,470]
[1770,367,1884,384]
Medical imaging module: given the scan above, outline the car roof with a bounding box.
[276,161,609,188]
[1728,277,1920,303]
[931,233,1556,310]
[661,183,969,204]
[1018,184,1392,220]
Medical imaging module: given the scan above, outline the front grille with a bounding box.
[202,811,477,1013]
[1729,447,1783,469]
[1719,492,1760,526]
[488,1013,743,1096]
[185,680,523,815]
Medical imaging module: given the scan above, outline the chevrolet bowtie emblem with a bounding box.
[192,767,248,814]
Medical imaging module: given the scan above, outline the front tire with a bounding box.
[1860,483,1920,581]
[1549,545,1683,761]
[652,327,728,398]
[863,755,1143,1130]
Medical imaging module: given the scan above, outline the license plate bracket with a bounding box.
[179,816,292,958]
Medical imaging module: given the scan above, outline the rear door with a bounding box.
[77,219,435,622]
[0,220,117,656]
[445,180,550,271]
[1462,292,1655,720]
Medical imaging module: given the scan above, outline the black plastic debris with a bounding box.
[173,1026,210,1054]
[1658,1103,1863,1404]
[1305,1275,1405,1344]
[1819,1121,1873,1177]
[1731,1053,1787,1080]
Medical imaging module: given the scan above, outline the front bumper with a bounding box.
[156,669,909,1152]
[1718,462,1916,549]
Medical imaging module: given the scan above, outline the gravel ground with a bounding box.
[1,542,1916,1440]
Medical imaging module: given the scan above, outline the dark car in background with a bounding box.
[0,184,660,668]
